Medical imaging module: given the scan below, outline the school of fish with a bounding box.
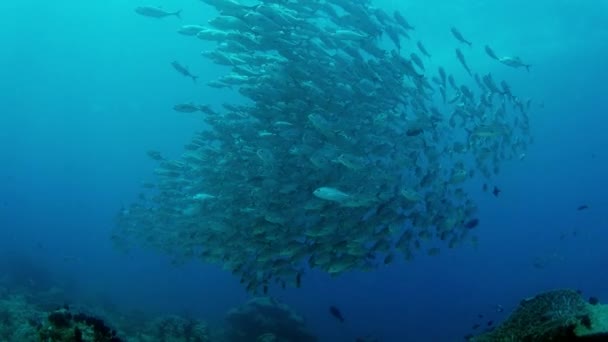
[118,0,534,294]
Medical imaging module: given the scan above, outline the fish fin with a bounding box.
[174,10,182,19]
[192,75,198,83]
[526,65,531,72]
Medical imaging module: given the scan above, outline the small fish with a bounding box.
[577,205,589,211]
[296,272,302,288]
[329,306,345,322]
[487,320,494,326]
[171,61,198,82]
[464,218,479,229]
[173,103,201,113]
[455,49,472,76]
[417,41,431,58]
[313,187,351,203]
[484,45,499,60]
[496,304,504,313]
[406,128,424,137]
[482,183,488,192]
[394,11,415,31]
[498,56,531,72]
[472,323,480,330]
[450,27,472,46]
[135,6,181,19]
[492,186,501,197]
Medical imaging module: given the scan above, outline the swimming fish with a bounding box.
[135,6,181,19]
[499,56,531,72]
[450,27,472,46]
[455,48,472,76]
[313,187,351,203]
[484,45,499,60]
[171,61,198,82]
[329,306,345,322]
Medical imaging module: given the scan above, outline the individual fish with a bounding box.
[455,49,472,76]
[173,103,201,113]
[313,187,352,203]
[329,306,345,323]
[450,27,472,46]
[577,205,589,211]
[135,6,181,19]
[464,218,479,229]
[146,150,164,161]
[178,25,206,36]
[171,61,198,82]
[416,41,431,58]
[492,186,501,197]
[410,53,425,71]
[498,56,531,71]
[406,128,424,137]
[333,30,369,41]
[393,11,415,31]
[484,45,499,60]
[438,67,447,86]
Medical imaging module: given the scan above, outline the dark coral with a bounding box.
[472,289,608,342]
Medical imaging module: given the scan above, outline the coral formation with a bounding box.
[37,307,122,342]
[472,289,608,341]
[137,314,210,342]
[224,297,317,342]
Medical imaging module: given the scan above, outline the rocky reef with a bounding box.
[472,289,608,341]
[223,297,317,342]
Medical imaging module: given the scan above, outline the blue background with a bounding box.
[1,0,607,340]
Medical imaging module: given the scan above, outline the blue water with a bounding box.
[1,0,607,341]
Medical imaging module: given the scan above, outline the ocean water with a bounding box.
[1,0,607,341]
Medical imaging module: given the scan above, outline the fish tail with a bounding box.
[192,75,198,83]
[174,10,182,19]
[526,65,531,72]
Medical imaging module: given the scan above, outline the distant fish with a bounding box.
[492,186,501,197]
[464,218,479,229]
[329,306,345,323]
[577,204,589,211]
[455,48,472,76]
[498,56,531,72]
[450,27,472,46]
[313,187,351,203]
[171,61,198,82]
[416,41,431,58]
[484,45,499,60]
[135,6,181,19]
[173,103,201,113]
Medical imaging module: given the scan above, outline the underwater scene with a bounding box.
[1,0,607,341]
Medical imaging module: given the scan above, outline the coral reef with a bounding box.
[472,289,608,341]
[223,297,317,342]
[0,293,42,341]
[135,314,210,342]
[37,307,122,342]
